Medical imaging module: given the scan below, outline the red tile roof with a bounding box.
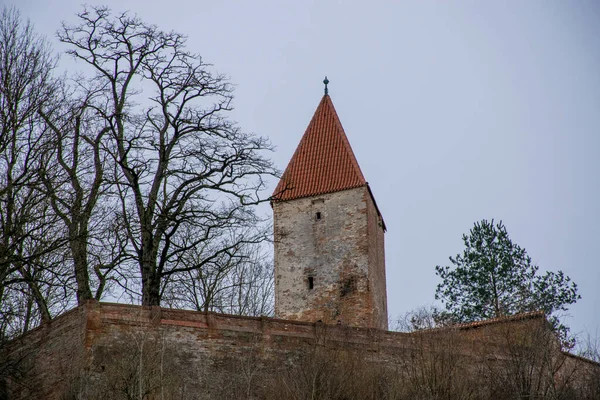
[450,310,546,330]
[272,95,367,201]
[417,311,547,334]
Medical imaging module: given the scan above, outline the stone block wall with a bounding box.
[5,301,413,399]
[365,186,387,329]
[273,186,387,329]
[2,306,89,399]
[3,302,599,400]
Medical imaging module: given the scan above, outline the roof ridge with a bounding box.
[415,311,547,334]
[324,95,366,183]
[451,310,546,330]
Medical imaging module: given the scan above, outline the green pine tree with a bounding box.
[435,219,580,346]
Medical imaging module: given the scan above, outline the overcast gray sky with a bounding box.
[8,0,600,341]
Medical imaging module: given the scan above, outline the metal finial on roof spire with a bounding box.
[323,76,329,95]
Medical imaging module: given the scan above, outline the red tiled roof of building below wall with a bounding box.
[416,311,547,335]
[451,310,546,331]
[272,94,367,202]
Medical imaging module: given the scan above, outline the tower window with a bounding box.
[340,277,356,297]
[315,212,322,220]
[308,276,314,290]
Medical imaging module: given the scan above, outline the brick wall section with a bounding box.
[3,306,89,399]
[6,301,417,398]
[4,302,599,399]
[273,186,387,329]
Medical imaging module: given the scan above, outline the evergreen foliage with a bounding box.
[435,219,580,344]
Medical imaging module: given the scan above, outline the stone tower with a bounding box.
[272,84,388,330]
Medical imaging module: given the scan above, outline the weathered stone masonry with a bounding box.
[273,186,387,329]
[5,301,414,398]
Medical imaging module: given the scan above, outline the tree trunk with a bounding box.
[70,226,93,304]
[140,230,161,306]
[141,271,162,306]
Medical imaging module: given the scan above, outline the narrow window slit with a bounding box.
[308,276,314,290]
[316,212,321,220]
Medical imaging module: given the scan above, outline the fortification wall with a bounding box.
[3,301,434,399]
[2,305,89,399]
[4,302,599,400]
[87,301,414,365]
[5,301,414,399]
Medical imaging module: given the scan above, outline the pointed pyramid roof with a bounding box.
[272,94,368,202]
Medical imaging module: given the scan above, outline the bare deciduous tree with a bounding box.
[58,6,277,306]
[163,232,274,316]
[0,6,66,335]
[39,83,124,305]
